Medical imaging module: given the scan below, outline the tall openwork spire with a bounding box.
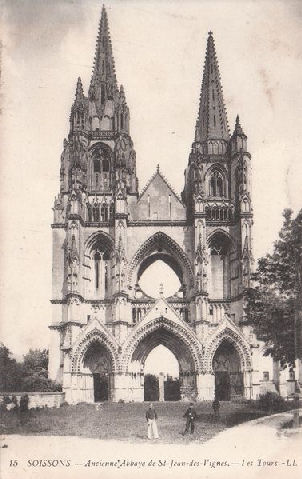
[195,32,229,143]
[89,5,118,103]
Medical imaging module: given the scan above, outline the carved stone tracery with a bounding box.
[72,327,119,373]
[203,327,252,374]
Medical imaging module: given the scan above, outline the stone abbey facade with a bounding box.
[48,6,282,403]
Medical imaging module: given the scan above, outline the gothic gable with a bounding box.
[130,170,186,221]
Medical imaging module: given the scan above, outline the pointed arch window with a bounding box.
[94,251,101,289]
[87,203,93,222]
[75,111,84,130]
[101,204,109,222]
[109,202,115,219]
[120,113,124,130]
[102,159,109,172]
[209,170,225,197]
[104,264,108,291]
[209,233,231,299]
[93,203,100,222]
[217,175,223,196]
[91,145,112,192]
[93,250,110,293]
[243,161,248,186]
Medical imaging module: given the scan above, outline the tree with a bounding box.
[164,376,181,401]
[23,349,48,375]
[144,374,159,401]
[0,343,23,391]
[21,349,61,392]
[0,345,61,392]
[246,208,302,368]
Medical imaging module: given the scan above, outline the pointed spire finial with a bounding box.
[120,84,125,100]
[195,32,229,143]
[156,164,160,173]
[75,77,84,100]
[233,114,246,137]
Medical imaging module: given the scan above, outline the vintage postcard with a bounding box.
[0,0,301,478]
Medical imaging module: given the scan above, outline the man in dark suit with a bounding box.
[183,403,197,434]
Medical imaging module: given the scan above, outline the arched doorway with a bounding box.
[212,340,243,400]
[82,340,112,401]
[128,325,197,401]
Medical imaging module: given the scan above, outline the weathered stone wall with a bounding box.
[0,392,65,409]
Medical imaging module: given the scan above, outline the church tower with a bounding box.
[49,6,139,393]
[49,10,269,405]
[182,32,253,333]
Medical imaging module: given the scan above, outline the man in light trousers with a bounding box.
[146,403,159,439]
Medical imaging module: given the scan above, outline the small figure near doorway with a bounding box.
[212,397,220,419]
[146,403,159,439]
[183,403,197,435]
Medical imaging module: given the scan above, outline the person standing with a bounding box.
[212,397,220,419]
[19,394,29,426]
[183,403,197,435]
[146,403,159,439]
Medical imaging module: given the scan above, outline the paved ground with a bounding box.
[1,410,301,479]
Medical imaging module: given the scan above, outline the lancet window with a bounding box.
[209,170,225,197]
[92,246,111,298]
[90,145,112,191]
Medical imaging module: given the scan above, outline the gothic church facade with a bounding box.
[49,6,279,403]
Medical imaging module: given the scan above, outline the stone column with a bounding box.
[159,373,165,402]
[243,370,253,399]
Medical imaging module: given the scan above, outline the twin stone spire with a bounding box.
[71,6,243,146]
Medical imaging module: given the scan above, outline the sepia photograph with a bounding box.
[0,1,301,478]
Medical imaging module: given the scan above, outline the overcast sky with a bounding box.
[1,0,302,360]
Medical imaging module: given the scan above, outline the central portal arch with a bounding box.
[128,232,194,298]
[121,316,202,401]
